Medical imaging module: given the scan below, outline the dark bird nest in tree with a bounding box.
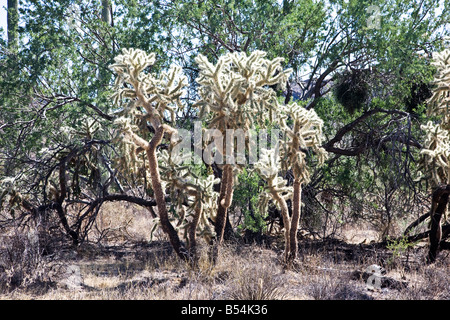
[334,69,370,114]
[404,81,432,115]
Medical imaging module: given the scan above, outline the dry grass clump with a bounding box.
[304,272,373,300]
[226,266,286,300]
[395,259,450,300]
[221,248,287,300]
[0,228,58,295]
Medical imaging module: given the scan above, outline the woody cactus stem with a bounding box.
[427,185,450,262]
[126,123,189,260]
[288,118,302,263]
[210,163,233,264]
[188,201,203,263]
[215,164,234,243]
[289,180,301,262]
[271,184,291,262]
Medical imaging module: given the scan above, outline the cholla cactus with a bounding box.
[421,48,450,185]
[279,102,326,263]
[110,48,187,128]
[113,134,149,189]
[254,149,292,198]
[420,121,450,184]
[419,46,450,262]
[279,102,327,182]
[158,149,220,260]
[110,48,190,261]
[195,50,292,246]
[254,148,293,261]
[0,177,22,217]
[195,51,291,133]
[255,102,326,264]
[110,49,186,189]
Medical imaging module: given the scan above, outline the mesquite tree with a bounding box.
[420,47,450,262]
[194,50,292,247]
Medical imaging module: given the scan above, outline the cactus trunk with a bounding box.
[211,164,233,263]
[428,185,450,262]
[270,187,291,262]
[188,201,203,264]
[289,179,302,263]
[215,164,234,243]
[148,126,188,261]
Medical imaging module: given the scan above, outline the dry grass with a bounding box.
[1,239,449,300]
[1,203,449,300]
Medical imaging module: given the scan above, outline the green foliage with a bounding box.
[233,169,266,234]
[167,0,326,68]
[386,235,417,265]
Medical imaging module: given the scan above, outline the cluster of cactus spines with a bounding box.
[195,50,292,246]
[420,121,450,185]
[110,48,187,129]
[110,48,190,261]
[113,117,152,190]
[426,49,450,127]
[195,50,292,134]
[421,48,450,185]
[279,102,327,182]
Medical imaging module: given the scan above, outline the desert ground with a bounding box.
[1,202,449,300]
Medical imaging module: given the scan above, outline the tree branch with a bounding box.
[323,108,415,156]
